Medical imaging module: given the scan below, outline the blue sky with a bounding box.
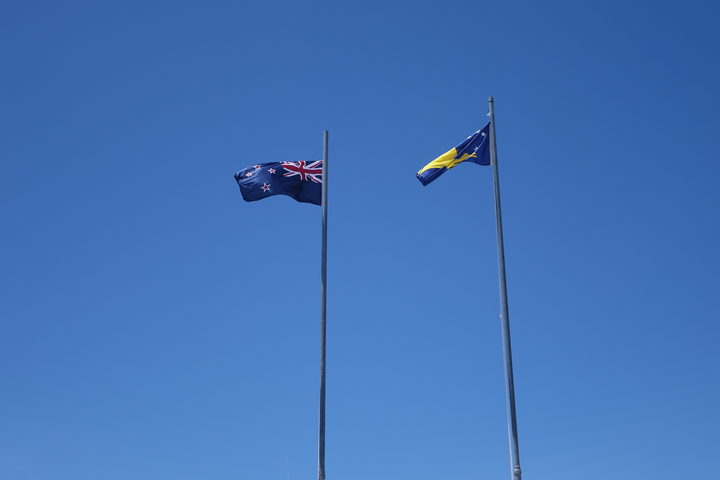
[2,1,719,479]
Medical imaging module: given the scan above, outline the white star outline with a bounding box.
[268,168,276,174]
[472,132,487,154]
[261,183,271,192]
[463,129,487,156]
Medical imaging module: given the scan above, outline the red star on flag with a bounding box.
[261,183,270,192]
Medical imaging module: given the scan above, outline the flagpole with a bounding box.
[318,130,329,480]
[488,97,523,480]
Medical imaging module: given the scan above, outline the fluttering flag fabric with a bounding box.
[416,122,491,186]
[234,160,323,205]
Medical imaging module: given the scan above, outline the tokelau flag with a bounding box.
[416,122,491,186]
[416,97,526,480]
[234,160,323,205]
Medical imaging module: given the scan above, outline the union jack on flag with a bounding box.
[234,160,323,205]
[281,161,323,183]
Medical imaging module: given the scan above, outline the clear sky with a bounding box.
[2,1,719,479]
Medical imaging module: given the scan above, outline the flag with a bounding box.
[234,160,323,205]
[416,122,491,186]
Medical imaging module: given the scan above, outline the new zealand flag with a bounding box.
[234,160,323,206]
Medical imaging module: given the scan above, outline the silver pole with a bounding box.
[488,97,523,480]
[318,130,329,480]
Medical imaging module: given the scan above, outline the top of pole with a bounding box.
[489,95,494,103]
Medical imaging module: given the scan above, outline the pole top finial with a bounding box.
[489,96,494,102]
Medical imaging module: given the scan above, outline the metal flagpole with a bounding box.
[488,97,523,480]
[317,130,329,480]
